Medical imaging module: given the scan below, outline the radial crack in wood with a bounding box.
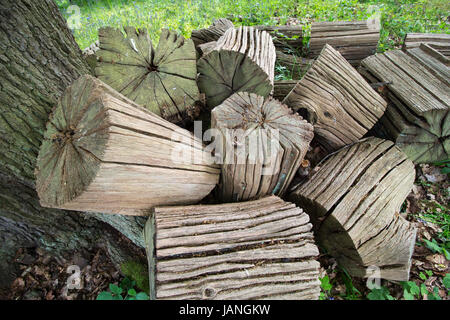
[360,45,450,163]
[197,26,276,108]
[35,75,219,215]
[289,137,417,281]
[143,196,321,300]
[211,92,313,202]
[95,27,199,123]
[283,44,387,152]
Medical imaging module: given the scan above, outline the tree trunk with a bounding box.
[403,33,450,56]
[144,196,320,300]
[35,75,219,215]
[197,26,276,108]
[211,92,313,202]
[283,44,387,152]
[0,0,145,289]
[289,138,417,281]
[360,46,450,163]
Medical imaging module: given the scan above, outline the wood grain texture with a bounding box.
[289,137,416,281]
[197,26,276,108]
[254,25,303,51]
[273,80,298,102]
[283,44,386,152]
[360,45,449,163]
[403,33,450,57]
[211,92,313,202]
[95,27,199,123]
[144,196,321,300]
[308,19,380,66]
[35,75,219,216]
[191,18,234,47]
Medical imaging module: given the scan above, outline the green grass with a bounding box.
[57,0,449,51]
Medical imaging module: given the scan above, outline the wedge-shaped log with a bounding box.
[191,18,234,48]
[211,92,313,202]
[403,33,450,56]
[289,138,416,281]
[197,26,276,108]
[95,27,199,123]
[35,75,219,216]
[308,19,380,66]
[361,45,449,163]
[144,196,321,300]
[283,44,386,152]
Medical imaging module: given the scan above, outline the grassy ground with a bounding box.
[58,0,449,51]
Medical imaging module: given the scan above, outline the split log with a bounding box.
[283,44,387,152]
[35,75,219,215]
[360,46,450,163]
[143,196,321,300]
[95,27,199,123]
[197,26,276,108]
[191,18,234,47]
[308,19,380,66]
[276,51,313,79]
[211,92,313,202]
[273,80,298,101]
[403,33,450,56]
[255,25,303,52]
[289,137,417,281]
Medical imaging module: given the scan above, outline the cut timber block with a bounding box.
[143,196,321,300]
[283,44,387,152]
[361,45,450,163]
[273,80,298,102]
[308,19,380,66]
[276,51,313,79]
[211,92,313,202]
[197,26,276,108]
[35,75,219,216]
[255,25,303,51]
[191,18,234,48]
[289,137,417,281]
[403,33,450,57]
[95,27,199,123]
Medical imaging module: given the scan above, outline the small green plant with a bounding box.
[319,274,333,300]
[96,277,149,300]
[367,286,395,300]
[121,261,150,294]
[339,267,361,300]
[422,239,450,260]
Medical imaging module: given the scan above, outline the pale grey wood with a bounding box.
[403,33,450,56]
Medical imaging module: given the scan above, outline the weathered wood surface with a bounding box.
[283,44,386,152]
[35,75,219,215]
[276,51,313,79]
[211,92,313,202]
[255,25,303,51]
[191,18,234,47]
[289,137,417,281]
[403,33,450,57]
[273,80,298,101]
[144,196,321,300]
[82,40,100,73]
[197,26,276,108]
[308,19,380,66]
[95,27,199,123]
[360,46,450,163]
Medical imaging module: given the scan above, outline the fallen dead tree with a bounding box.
[360,45,449,163]
[211,92,313,202]
[283,44,387,152]
[144,196,321,300]
[35,75,219,215]
[95,27,200,123]
[289,137,417,281]
[197,26,276,108]
[403,33,450,56]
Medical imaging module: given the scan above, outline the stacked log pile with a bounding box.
[144,196,321,300]
[403,33,450,56]
[360,44,449,163]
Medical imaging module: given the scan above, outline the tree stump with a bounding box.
[95,27,199,123]
[360,46,449,163]
[283,44,386,152]
[403,33,450,57]
[35,75,219,215]
[255,25,303,52]
[144,196,321,300]
[308,19,380,66]
[191,18,234,48]
[289,137,417,281]
[273,80,298,101]
[211,92,313,202]
[197,26,276,108]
